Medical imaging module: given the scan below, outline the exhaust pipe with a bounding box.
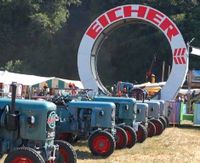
[10,82,17,114]
[6,82,19,130]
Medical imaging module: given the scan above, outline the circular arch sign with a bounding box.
[78,4,188,100]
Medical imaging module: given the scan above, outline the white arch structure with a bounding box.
[78,4,188,100]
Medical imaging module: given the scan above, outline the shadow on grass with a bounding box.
[74,141,108,160]
[72,141,88,147]
[169,124,200,131]
[76,149,108,160]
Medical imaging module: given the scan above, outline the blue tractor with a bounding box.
[53,97,116,157]
[130,88,168,135]
[0,83,77,163]
[142,100,165,135]
[94,96,148,144]
[136,102,156,137]
[112,82,168,136]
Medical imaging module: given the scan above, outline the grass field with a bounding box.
[1,127,200,163]
[75,127,200,163]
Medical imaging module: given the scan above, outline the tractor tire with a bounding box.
[159,116,168,129]
[5,147,45,163]
[164,116,169,127]
[122,125,137,148]
[88,130,115,157]
[150,119,164,136]
[55,140,77,163]
[136,123,148,143]
[147,121,156,137]
[115,126,128,149]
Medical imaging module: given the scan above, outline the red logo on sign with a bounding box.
[86,5,179,41]
[173,48,186,64]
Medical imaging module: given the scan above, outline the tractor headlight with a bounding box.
[124,105,129,110]
[99,110,104,117]
[137,109,141,114]
[27,116,35,125]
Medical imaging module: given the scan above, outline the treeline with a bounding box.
[0,0,200,86]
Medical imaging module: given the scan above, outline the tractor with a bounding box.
[130,88,167,135]
[0,83,77,163]
[52,96,116,157]
[94,96,149,144]
[112,82,168,136]
[136,102,156,137]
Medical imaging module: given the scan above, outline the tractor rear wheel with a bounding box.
[115,126,128,149]
[150,119,164,136]
[136,123,148,143]
[122,125,137,148]
[5,147,45,163]
[88,130,115,157]
[55,140,77,163]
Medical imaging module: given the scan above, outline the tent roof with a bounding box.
[0,71,84,88]
[57,78,84,89]
[0,71,54,86]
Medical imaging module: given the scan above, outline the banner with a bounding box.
[191,46,200,56]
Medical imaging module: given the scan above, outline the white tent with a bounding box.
[191,46,200,56]
[0,70,54,86]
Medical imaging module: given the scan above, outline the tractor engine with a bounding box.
[78,108,92,134]
[56,100,116,140]
[136,102,148,123]
[94,96,137,125]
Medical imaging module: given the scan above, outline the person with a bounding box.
[43,82,49,95]
[69,82,77,95]
[192,90,196,98]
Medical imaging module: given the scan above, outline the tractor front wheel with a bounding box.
[147,121,156,137]
[115,126,128,149]
[55,140,77,163]
[5,147,45,163]
[164,116,169,127]
[150,119,164,136]
[136,124,148,143]
[122,125,137,148]
[88,130,115,157]
[159,116,167,129]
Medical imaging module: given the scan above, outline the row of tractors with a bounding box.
[0,82,169,162]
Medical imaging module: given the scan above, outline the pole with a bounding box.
[10,82,17,114]
[187,70,192,113]
[161,61,165,82]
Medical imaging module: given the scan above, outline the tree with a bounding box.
[2,60,23,73]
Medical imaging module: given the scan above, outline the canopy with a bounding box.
[32,77,84,89]
[191,46,200,56]
[134,82,166,88]
[0,71,54,86]
[0,71,83,89]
